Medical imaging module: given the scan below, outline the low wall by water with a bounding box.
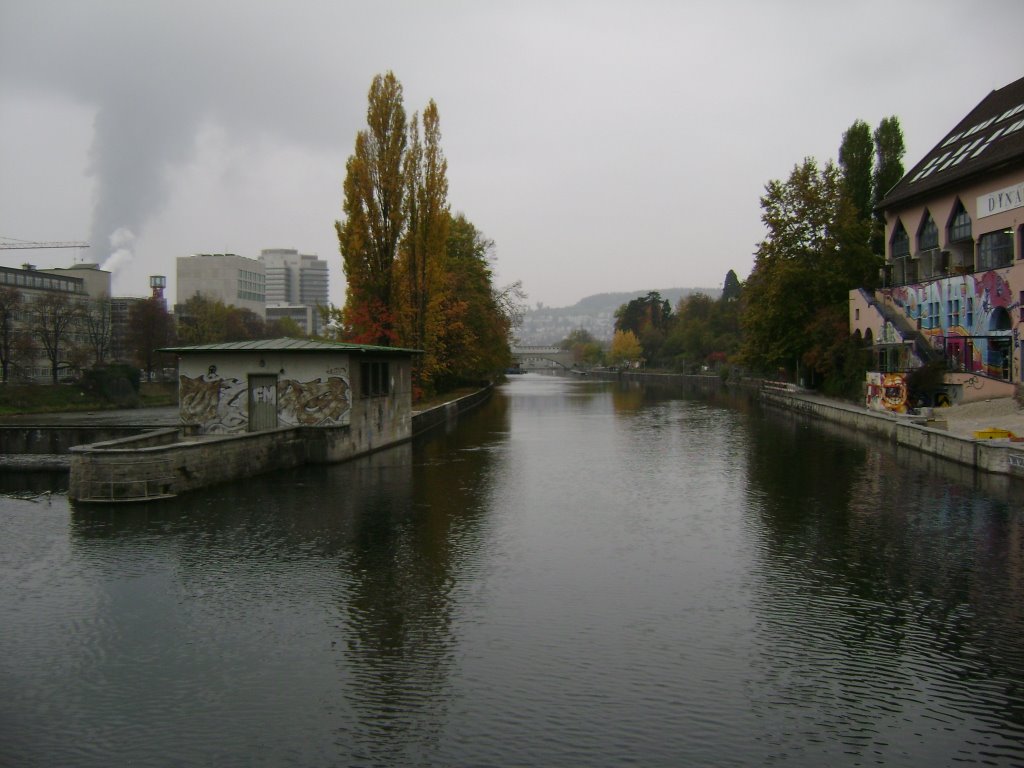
[68,386,493,503]
[759,389,1024,477]
[0,426,146,454]
[577,369,1024,478]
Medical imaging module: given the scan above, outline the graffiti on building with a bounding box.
[888,270,1016,377]
[180,371,352,432]
[866,371,908,413]
[278,376,350,426]
[179,373,248,433]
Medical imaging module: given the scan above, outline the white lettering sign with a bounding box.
[978,181,1024,218]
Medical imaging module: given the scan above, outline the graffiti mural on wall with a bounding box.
[179,371,352,433]
[866,372,908,413]
[278,376,350,426]
[888,269,1018,378]
[180,372,248,432]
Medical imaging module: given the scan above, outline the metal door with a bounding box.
[248,374,278,432]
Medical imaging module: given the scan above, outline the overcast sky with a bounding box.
[1,1,1020,309]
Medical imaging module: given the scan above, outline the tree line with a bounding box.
[0,287,307,385]
[563,117,905,397]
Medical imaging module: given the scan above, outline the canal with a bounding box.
[1,374,1023,766]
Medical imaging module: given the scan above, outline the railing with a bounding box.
[77,457,176,502]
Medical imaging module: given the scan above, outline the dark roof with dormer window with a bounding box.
[878,75,1024,210]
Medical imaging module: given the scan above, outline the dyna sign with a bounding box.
[978,180,1024,218]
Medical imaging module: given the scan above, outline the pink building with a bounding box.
[851,75,1024,404]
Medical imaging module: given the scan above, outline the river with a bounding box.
[1,374,1023,766]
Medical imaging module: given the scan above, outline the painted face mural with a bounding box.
[881,373,908,413]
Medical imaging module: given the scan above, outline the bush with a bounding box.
[80,364,142,404]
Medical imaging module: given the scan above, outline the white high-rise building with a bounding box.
[176,253,266,317]
[259,249,329,335]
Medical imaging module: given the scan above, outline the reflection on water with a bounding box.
[1,375,1022,766]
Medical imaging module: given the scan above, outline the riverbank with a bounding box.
[759,386,1024,477]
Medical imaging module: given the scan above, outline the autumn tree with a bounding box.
[30,291,85,383]
[128,297,175,379]
[395,100,450,391]
[336,71,407,345]
[0,286,23,383]
[608,329,643,367]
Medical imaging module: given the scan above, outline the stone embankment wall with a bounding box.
[759,389,1024,477]
[581,369,1023,477]
[69,386,493,503]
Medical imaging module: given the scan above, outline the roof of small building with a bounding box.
[878,75,1024,210]
[161,337,421,355]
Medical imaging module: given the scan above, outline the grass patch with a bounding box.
[0,381,177,415]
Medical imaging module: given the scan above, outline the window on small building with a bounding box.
[360,360,390,397]
[948,200,972,242]
[918,212,939,251]
[977,229,1014,270]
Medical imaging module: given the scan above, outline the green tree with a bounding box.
[176,295,266,345]
[337,71,408,345]
[872,116,906,254]
[722,269,742,302]
[839,119,874,223]
[430,213,514,392]
[614,291,672,366]
[559,328,604,366]
[740,157,876,382]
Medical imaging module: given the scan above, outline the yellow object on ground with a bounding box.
[974,428,1017,440]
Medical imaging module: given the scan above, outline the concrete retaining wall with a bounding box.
[760,389,1024,477]
[69,386,493,503]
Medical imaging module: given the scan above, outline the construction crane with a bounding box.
[0,236,90,250]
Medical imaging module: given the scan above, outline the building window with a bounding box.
[918,212,939,251]
[977,229,1014,270]
[967,298,973,327]
[948,200,972,242]
[360,361,390,397]
[891,222,909,258]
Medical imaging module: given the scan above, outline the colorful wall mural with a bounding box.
[887,269,1018,380]
[180,371,352,433]
[866,372,909,413]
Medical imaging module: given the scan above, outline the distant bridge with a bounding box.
[510,345,575,370]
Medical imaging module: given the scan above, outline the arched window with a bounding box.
[891,222,909,258]
[918,212,939,251]
[989,306,1012,331]
[947,199,972,242]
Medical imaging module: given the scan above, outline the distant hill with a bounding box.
[516,287,720,345]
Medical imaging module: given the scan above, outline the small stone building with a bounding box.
[162,337,419,453]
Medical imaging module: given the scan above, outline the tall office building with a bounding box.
[259,249,329,335]
[176,253,266,317]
